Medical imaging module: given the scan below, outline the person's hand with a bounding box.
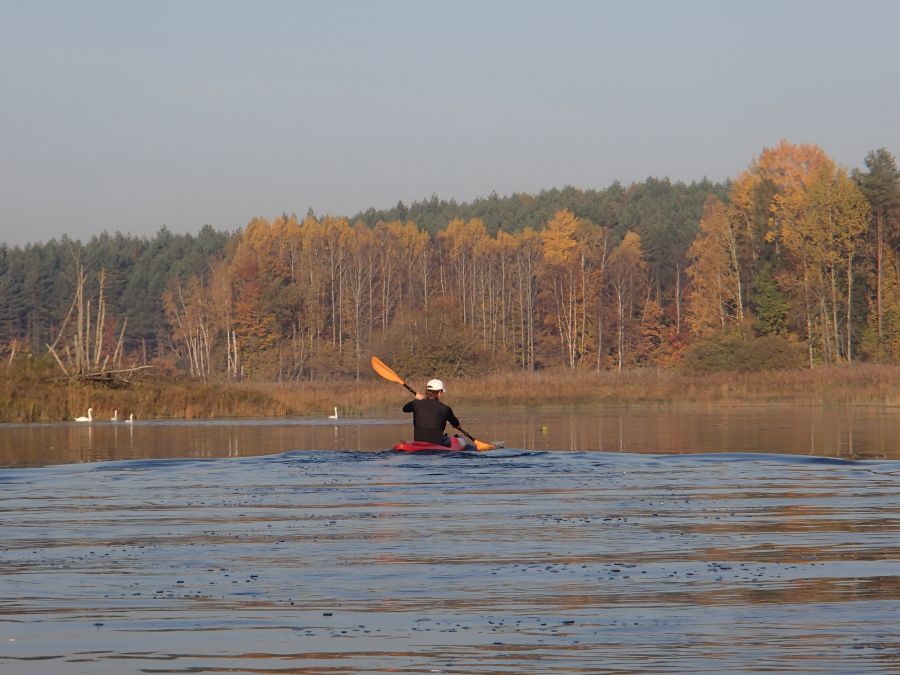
[415,393,425,400]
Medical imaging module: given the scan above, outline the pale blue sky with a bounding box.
[1,0,898,246]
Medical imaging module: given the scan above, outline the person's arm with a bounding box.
[446,406,460,429]
[402,400,416,413]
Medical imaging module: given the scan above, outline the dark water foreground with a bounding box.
[1,448,899,674]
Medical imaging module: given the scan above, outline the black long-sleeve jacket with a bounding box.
[402,398,460,444]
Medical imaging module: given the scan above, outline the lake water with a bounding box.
[1,407,899,673]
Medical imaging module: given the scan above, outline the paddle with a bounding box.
[371,355,418,396]
[371,356,495,451]
[455,426,494,451]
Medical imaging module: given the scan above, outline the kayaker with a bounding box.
[402,378,461,446]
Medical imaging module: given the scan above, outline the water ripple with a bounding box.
[1,450,899,673]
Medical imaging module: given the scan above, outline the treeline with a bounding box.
[0,226,230,363]
[1,141,898,381]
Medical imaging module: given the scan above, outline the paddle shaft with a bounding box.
[456,427,476,442]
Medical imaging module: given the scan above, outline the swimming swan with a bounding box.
[111,410,118,422]
[125,413,134,424]
[75,408,93,422]
[328,406,339,420]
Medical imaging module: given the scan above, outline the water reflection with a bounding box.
[0,405,898,468]
[492,405,897,459]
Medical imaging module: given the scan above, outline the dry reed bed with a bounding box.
[448,366,900,408]
[258,364,900,414]
[2,364,899,424]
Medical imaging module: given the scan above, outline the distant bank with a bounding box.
[2,363,899,424]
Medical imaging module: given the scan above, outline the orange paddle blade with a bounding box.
[371,356,404,384]
[457,426,497,452]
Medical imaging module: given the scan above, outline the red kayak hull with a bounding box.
[392,440,473,453]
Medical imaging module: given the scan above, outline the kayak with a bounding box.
[392,441,473,452]
[392,438,475,453]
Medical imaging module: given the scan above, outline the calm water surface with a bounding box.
[1,407,899,673]
[1,405,897,467]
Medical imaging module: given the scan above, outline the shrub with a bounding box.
[683,332,805,373]
[738,335,806,371]
[372,308,488,379]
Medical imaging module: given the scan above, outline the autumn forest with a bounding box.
[3,141,900,384]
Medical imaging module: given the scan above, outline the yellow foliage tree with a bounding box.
[686,196,744,336]
[538,210,608,368]
[796,162,870,363]
[606,231,647,371]
[730,140,868,366]
[439,218,488,326]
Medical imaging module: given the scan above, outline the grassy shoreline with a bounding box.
[2,363,899,424]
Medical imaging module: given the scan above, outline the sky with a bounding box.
[1,0,899,246]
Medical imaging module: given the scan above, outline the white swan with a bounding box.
[125,413,134,424]
[111,409,118,422]
[75,408,93,423]
[328,406,339,420]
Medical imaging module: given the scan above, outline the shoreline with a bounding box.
[2,363,899,424]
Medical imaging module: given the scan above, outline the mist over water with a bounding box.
[1,409,899,672]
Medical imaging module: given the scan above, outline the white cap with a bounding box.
[425,378,444,392]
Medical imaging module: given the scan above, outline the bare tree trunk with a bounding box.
[846,253,853,365]
[877,211,883,350]
[50,262,143,382]
[617,288,624,373]
[86,298,93,367]
[830,266,840,363]
[94,269,106,368]
[517,261,526,369]
[597,289,604,372]
[113,317,128,367]
[675,263,682,334]
[819,296,831,364]
[75,270,83,373]
[803,262,814,369]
